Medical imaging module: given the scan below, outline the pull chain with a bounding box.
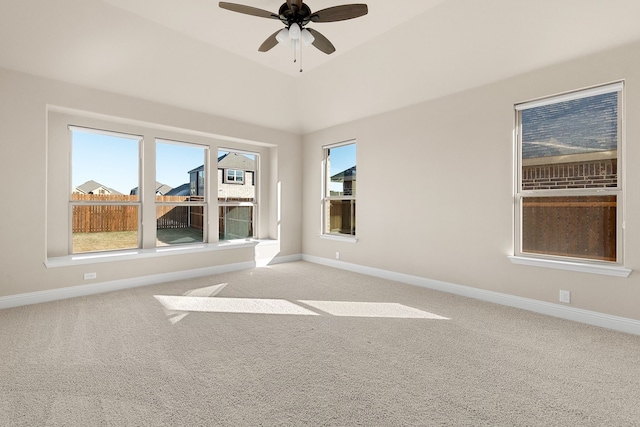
[289,30,303,72]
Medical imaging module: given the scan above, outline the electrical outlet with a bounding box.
[84,272,97,280]
[559,290,571,304]
[335,252,340,260]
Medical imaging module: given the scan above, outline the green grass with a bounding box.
[72,228,204,253]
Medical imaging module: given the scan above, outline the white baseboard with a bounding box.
[0,254,302,310]
[302,255,640,336]
[257,253,302,267]
[4,253,638,336]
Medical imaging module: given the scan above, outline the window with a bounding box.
[69,129,211,254]
[225,169,244,184]
[218,150,257,240]
[156,140,208,246]
[57,116,271,259]
[323,141,356,236]
[515,82,623,263]
[70,127,141,253]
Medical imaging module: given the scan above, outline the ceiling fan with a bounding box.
[219,1,368,70]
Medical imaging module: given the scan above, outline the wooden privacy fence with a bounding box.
[72,204,139,233]
[156,196,203,231]
[522,196,616,261]
[218,205,253,239]
[72,194,203,233]
[327,199,356,235]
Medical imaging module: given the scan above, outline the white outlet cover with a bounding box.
[559,290,571,303]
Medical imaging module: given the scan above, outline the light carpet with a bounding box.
[1,261,639,426]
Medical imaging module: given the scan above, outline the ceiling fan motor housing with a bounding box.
[278,2,312,28]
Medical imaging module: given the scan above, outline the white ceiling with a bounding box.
[1,0,640,134]
[102,0,449,75]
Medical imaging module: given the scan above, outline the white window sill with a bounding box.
[45,239,275,268]
[508,255,631,278]
[319,234,358,243]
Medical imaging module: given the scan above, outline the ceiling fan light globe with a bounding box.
[289,23,301,40]
[276,28,289,43]
[300,28,314,46]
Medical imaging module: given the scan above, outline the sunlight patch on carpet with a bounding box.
[159,283,230,324]
[154,295,319,316]
[299,300,449,319]
[154,293,449,321]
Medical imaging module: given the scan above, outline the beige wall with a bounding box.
[0,68,301,298]
[2,40,640,323]
[302,40,640,321]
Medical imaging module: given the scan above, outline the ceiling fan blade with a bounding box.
[219,2,278,19]
[310,4,368,22]
[258,30,280,52]
[306,28,335,54]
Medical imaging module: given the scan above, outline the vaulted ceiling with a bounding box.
[1,0,640,134]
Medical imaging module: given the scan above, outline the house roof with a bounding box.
[181,154,256,177]
[522,92,618,159]
[331,166,356,182]
[188,165,204,174]
[218,153,256,171]
[130,181,173,195]
[1,1,639,134]
[75,180,122,195]
[156,183,173,195]
[165,183,190,197]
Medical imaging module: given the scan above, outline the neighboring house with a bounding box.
[165,183,191,197]
[130,182,173,196]
[330,166,356,196]
[73,180,122,195]
[178,152,257,200]
[218,152,255,183]
[521,92,617,191]
[216,152,256,201]
[155,154,256,238]
[188,165,205,197]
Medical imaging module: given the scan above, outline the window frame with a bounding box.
[322,140,357,238]
[69,126,143,254]
[217,148,258,241]
[513,82,625,267]
[155,138,209,247]
[48,109,275,265]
